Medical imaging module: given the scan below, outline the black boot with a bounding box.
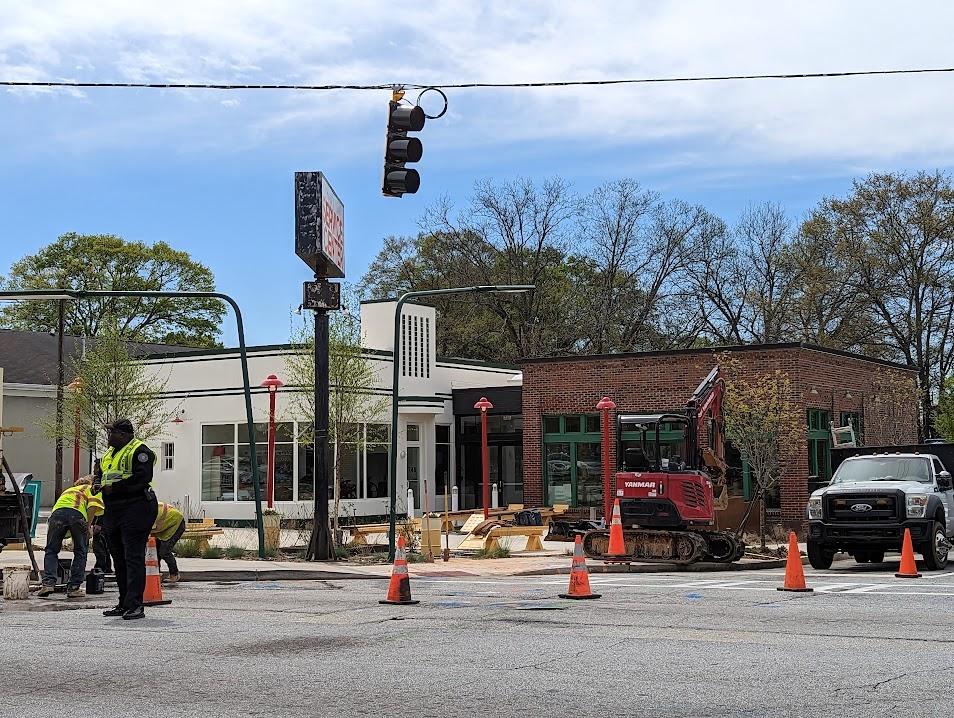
[103,605,125,617]
[122,606,145,620]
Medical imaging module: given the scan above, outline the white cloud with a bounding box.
[2,1,954,171]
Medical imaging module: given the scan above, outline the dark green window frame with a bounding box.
[542,414,604,508]
[807,408,832,486]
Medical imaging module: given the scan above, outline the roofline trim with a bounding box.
[520,342,916,372]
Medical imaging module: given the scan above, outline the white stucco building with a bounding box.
[143,300,522,522]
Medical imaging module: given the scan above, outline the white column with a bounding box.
[407,488,415,518]
[451,485,459,513]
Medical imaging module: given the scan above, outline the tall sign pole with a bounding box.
[295,171,344,561]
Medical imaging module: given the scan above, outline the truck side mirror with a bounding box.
[937,471,953,491]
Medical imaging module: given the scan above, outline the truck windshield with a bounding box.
[832,457,933,484]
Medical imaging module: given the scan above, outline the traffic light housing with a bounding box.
[382,101,425,197]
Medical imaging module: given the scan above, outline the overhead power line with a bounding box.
[2,66,954,92]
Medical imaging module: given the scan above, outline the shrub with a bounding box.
[225,545,246,560]
[201,545,224,559]
[175,539,202,558]
[262,545,279,559]
[474,545,511,560]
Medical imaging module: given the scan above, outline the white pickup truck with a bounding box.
[806,451,954,571]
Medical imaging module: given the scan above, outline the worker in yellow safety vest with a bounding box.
[37,477,105,598]
[92,418,158,620]
[152,502,186,583]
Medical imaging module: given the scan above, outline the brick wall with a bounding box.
[522,345,918,527]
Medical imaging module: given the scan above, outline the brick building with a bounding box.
[521,343,918,529]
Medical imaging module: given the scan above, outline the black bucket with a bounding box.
[86,570,105,595]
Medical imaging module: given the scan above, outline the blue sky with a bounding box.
[3,1,954,345]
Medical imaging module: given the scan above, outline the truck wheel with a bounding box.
[921,521,949,571]
[807,540,834,570]
[868,551,885,564]
[854,550,871,564]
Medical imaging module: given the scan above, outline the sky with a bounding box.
[3,1,954,346]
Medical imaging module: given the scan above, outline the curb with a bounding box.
[179,569,389,582]
[514,558,787,577]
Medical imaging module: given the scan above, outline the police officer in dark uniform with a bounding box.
[92,419,158,620]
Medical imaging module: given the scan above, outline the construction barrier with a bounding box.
[895,528,922,578]
[559,535,601,600]
[143,537,172,607]
[777,531,812,593]
[606,498,626,558]
[380,536,419,606]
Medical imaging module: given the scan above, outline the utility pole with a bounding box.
[53,299,65,498]
[295,171,344,562]
[308,304,333,560]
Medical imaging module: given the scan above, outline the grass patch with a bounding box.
[262,545,279,559]
[174,539,202,558]
[473,545,511,560]
[201,545,224,559]
[225,545,246,560]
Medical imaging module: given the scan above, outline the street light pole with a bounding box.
[261,374,284,509]
[67,377,84,484]
[54,300,65,498]
[597,396,617,522]
[386,284,534,561]
[0,288,269,559]
[474,397,494,519]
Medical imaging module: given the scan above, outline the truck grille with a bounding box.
[825,492,900,522]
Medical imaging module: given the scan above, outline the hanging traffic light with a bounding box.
[382,101,425,197]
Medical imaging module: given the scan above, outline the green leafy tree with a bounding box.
[936,377,954,441]
[45,322,176,454]
[803,172,954,436]
[1,232,225,347]
[284,296,389,541]
[718,353,804,549]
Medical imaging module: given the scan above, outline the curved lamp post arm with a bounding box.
[0,288,267,558]
[386,285,534,561]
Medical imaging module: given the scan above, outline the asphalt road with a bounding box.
[2,562,953,718]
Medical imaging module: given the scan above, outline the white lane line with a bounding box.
[843,584,884,594]
[415,577,954,597]
[814,583,861,593]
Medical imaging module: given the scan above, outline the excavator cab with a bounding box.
[580,366,744,564]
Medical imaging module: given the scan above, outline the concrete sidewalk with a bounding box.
[1,548,785,581]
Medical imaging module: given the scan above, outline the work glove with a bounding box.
[91,477,102,494]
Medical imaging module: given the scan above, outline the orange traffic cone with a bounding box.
[606,499,626,558]
[144,537,172,606]
[559,535,601,600]
[895,528,922,578]
[777,531,813,593]
[380,536,420,605]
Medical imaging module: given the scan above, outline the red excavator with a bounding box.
[582,366,745,564]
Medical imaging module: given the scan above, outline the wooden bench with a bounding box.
[181,519,224,552]
[457,524,548,553]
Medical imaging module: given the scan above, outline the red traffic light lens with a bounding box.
[389,105,425,132]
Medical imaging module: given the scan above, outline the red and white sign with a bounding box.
[295,171,345,278]
[320,174,344,276]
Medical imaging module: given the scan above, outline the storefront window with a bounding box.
[807,409,832,494]
[542,414,605,508]
[435,425,451,498]
[545,442,572,505]
[202,424,236,501]
[334,423,390,500]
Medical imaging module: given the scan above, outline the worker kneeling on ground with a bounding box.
[38,477,104,598]
[152,502,186,583]
[93,418,159,621]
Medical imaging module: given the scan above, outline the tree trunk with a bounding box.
[333,437,341,537]
[759,495,767,551]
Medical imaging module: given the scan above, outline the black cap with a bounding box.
[104,418,135,433]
